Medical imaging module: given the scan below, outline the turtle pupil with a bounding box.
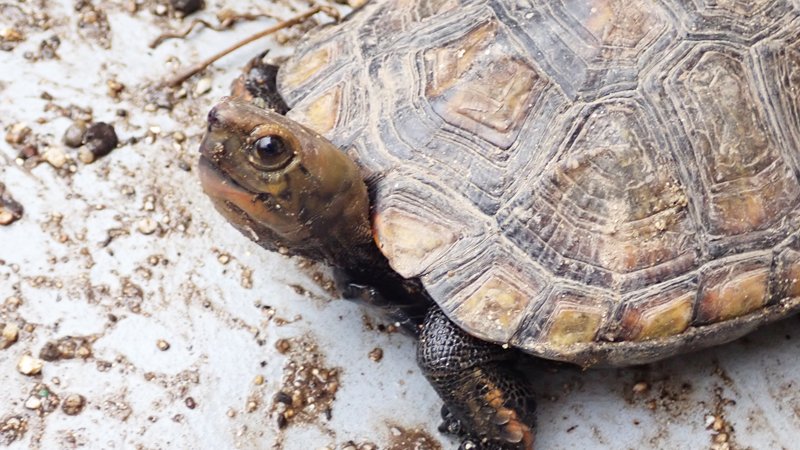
[255,136,284,159]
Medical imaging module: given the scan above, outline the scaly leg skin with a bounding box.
[418,308,536,450]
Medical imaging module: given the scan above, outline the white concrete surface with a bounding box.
[1,1,800,450]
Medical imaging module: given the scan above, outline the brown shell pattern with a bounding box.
[277,0,800,365]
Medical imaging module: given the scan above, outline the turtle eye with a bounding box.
[248,135,294,170]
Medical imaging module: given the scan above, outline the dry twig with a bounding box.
[162,6,339,88]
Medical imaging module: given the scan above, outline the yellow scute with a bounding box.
[373,209,456,278]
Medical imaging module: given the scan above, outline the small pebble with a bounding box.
[143,195,156,211]
[253,375,264,385]
[172,131,186,142]
[185,397,196,409]
[61,394,86,415]
[43,147,67,168]
[1,27,24,42]
[274,391,292,405]
[217,254,230,265]
[79,122,118,163]
[194,77,212,96]
[5,122,31,145]
[17,354,44,375]
[632,381,649,394]
[0,322,19,349]
[275,339,290,354]
[137,218,158,235]
[368,347,383,362]
[156,339,170,351]
[170,0,203,15]
[76,345,91,358]
[240,268,253,289]
[63,121,88,148]
[107,79,124,98]
[24,396,42,410]
[17,144,39,161]
[0,187,23,225]
[277,413,288,429]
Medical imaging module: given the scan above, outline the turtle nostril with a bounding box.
[207,106,221,130]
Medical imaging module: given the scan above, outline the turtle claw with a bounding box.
[438,405,465,436]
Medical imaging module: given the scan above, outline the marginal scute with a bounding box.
[452,270,536,342]
[784,262,800,299]
[696,261,771,324]
[775,241,800,300]
[618,289,694,341]
[373,207,457,278]
[281,46,332,90]
[287,86,342,136]
[423,20,545,149]
[542,289,608,348]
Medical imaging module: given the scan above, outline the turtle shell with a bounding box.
[276,0,800,366]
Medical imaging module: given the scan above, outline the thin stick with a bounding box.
[149,12,283,49]
[163,6,338,88]
[150,19,223,49]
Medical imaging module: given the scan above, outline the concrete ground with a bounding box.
[1,1,800,449]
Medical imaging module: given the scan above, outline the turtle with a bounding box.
[197,0,800,448]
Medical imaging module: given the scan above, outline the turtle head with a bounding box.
[198,98,372,263]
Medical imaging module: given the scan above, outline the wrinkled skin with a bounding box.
[199,97,536,449]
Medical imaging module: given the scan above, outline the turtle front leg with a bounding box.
[418,308,536,450]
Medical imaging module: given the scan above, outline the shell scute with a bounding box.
[498,0,675,100]
[695,257,772,324]
[616,286,695,342]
